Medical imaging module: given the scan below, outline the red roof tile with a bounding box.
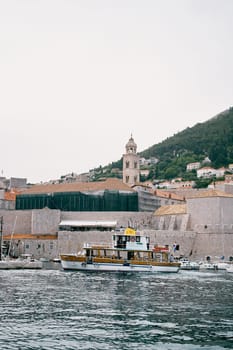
[20,178,135,195]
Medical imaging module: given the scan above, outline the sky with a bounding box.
[1,0,233,184]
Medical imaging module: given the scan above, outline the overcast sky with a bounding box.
[1,0,233,183]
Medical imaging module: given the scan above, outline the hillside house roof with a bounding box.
[20,178,135,195]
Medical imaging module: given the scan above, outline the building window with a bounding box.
[25,244,30,249]
[126,176,129,183]
[126,161,129,168]
[134,161,137,168]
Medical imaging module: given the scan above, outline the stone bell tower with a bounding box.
[123,135,140,186]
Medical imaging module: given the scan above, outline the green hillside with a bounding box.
[140,107,233,180]
[92,107,233,183]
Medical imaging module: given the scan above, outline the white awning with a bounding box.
[59,220,117,228]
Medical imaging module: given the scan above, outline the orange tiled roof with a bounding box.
[188,189,233,198]
[19,178,135,195]
[3,233,57,240]
[4,189,22,201]
[155,204,187,216]
[154,189,184,201]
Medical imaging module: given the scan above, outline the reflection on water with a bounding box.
[0,264,233,349]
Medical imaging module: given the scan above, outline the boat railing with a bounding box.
[83,242,112,249]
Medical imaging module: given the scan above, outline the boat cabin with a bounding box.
[82,231,172,264]
[113,233,150,251]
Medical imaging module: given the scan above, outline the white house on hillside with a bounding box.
[197,167,226,178]
[186,162,201,171]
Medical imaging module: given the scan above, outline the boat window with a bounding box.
[126,236,130,242]
[136,236,140,242]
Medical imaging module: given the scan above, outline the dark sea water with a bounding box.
[0,264,232,350]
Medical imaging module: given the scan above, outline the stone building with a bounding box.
[15,178,138,212]
[1,137,233,262]
[152,190,233,260]
[1,189,233,261]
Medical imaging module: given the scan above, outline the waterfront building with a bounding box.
[1,137,233,261]
[15,178,138,212]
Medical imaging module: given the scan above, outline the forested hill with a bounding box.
[94,107,233,182]
[138,107,233,179]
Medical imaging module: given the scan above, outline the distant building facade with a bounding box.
[186,162,201,171]
[197,167,226,178]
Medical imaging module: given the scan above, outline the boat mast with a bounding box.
[8,216,17,258]
[0,216,3,261]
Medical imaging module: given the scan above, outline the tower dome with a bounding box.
[125,135,137,154]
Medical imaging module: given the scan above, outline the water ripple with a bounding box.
[0,268,232,349]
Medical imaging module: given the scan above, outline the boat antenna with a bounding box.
[0,216,3,261]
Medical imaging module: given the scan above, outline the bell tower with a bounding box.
[123,135,140,186]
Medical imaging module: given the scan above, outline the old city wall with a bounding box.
[57,230,233,261]
[0,208,60,235]
[58,210,233,260]
[187,197,233,233]
[0,209,32,235]
[57,229,196,258]
[31,208,61,234]
[61,211,154,229]
[1,209,233,261]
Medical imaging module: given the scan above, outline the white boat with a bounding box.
[199,262,218,271]
[179,258,200,271]
[0,216,42,269]
[226,264,233,273]
[39,257,50,262]
[60,229,180,273]
[0,254,43,269]
[215,262,229,270]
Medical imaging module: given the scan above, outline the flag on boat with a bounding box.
[124,227,136,236]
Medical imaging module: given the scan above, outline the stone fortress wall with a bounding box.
[1,197,233,261]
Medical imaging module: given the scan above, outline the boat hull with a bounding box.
[61,256,180,273]
[0,260,43,269]
[226,265,233,273]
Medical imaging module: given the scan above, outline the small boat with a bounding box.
[60,229,180,273]
[0,254,43,270]
[215,262,229,270]
[179,258,200,271]
[39,257,50,262]
[199,262,218,271]
[226,264,233,273]
[0,216,42,269]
